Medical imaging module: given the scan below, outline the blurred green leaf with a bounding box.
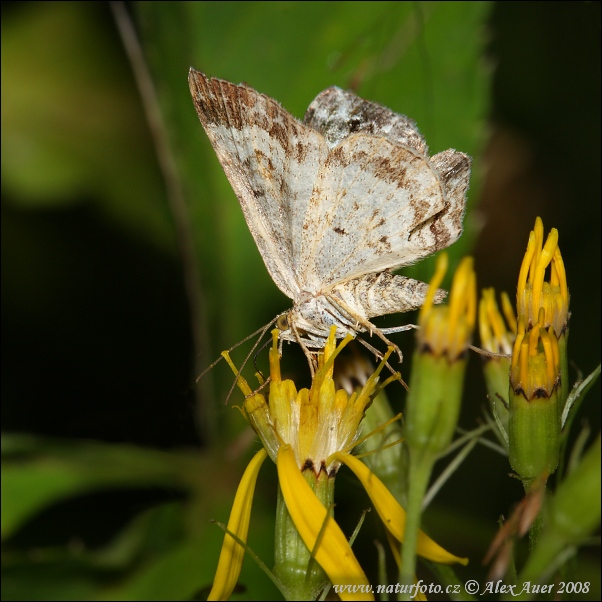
[1,434,210,540]
[2,1,492,399]
[1,3,173,250]
[3,503,211,601]
[2,433,280,601]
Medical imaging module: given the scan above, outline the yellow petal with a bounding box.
[208,448,268,601]
[335,452,468,566]
[277,445,374,601]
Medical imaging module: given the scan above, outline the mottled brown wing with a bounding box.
[296,86,470,293]
[296,133,470,292]
[188,69,328,300]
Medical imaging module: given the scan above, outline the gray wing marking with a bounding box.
[298,135,449,291]
[300,86,470,293]
[304,86,428,155]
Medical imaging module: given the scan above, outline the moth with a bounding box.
[189,69,470,364]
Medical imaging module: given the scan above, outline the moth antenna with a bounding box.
[253,336,274,374]
[468,344,512,360]
[246,375,271,398]
[196,355,225,382]
[290,319,318,377]
[223,315,280,405]
[196,317,279,383]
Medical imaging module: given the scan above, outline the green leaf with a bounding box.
[1,434,209,540]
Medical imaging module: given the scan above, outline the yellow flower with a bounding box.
[508,314,561,480]
[479,288,516,356]
[209,327,467,601]
[418,254,476,360]
[510,314,561,402]
[515,216,570,407]
[208,448,268,600]
[516,217,569,336]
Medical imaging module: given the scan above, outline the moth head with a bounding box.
[276,312,291,332]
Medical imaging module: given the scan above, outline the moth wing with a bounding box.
[298,86,470,292]
[297,133,470,291]
[304,86,428,155]
[188,69,328,299]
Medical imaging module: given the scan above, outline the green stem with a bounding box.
[524,481,546,552]
[399,454,433,599]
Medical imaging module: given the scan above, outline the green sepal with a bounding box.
[274,469,332,600]
[405,351,467,459]
[508,387,560,481]
[483,357,511,447]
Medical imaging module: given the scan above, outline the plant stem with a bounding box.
[399,454,432,599]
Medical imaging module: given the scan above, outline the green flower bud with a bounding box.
[509,217,569,484]
[405,254,475,457]
[509,323,561,481]
[479,288,516,445]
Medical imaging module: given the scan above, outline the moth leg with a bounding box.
[379,323,418,334]
[354,337,408,389]
[326,294,404,363]
[289,318,319,376]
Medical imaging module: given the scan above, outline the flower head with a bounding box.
[418,254,476,360]
[516,217,569,336]
[508,315,561,480]
[229,328,393,475]
[510,313,561,402]
[210,327,467,600]
[479,288,516,356]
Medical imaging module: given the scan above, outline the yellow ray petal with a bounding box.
[334,452,468,566]
[208,448,268,601]
[277,445,374,601]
